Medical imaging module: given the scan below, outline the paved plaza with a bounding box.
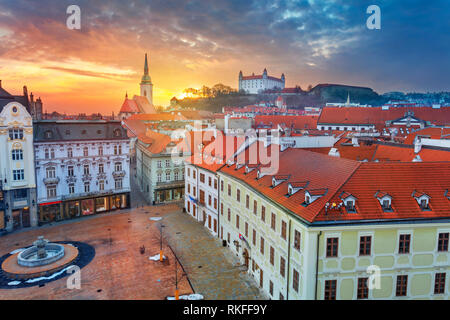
[0,201,265,300]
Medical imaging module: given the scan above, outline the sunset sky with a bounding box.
[0,0,449,114]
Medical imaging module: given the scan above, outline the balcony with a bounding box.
[81,174,92,182]
[112,170,126,179]
[43,177,60,185]
[65,175,77,184]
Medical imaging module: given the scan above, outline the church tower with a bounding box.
[140,53,153,105]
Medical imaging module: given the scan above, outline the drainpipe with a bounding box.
[217,174,220,239]
[314,231,322,300]
[286,219,292,300]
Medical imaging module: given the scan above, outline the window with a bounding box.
[271,213,276,230]
[252,229,256,246]
[114,162,122,172]
[270,246,274,265]
[200,190,205,205]
[359,236,372,256]
[98,146,103,156]
[187,168,190,177]
[346,200,356,213]
[157,173,162,183]
[193,186,196,196]
[261,206,266,222]
[293,269,299,292]
[46,167,56,178]
[246,195,249,209]
[220,203,223,216]
[208,177,212,187]
[50,148,55,159]
[220,180,223,191]
[115,179,122,190]
[66,166,74,177]
[83,147,88,157]
[395,275,408,297]
[45,148,49,159]
[67,147,73,158]
[208,195,212,206]
[84,182,90,193]
[281,221,287,240]
[438,233,449,252]
[13,169,24,181]
[98,163,104,174]
[9,128,23,140]
[214,198,217,210]
[99,180,105,191]
[227,208,231,222]
[200,173,205,183]
[228,184,231,196]
[280,256,286,278]
[326,238,339,257]
[165,159,170,167]
[253,200,257,215]
[357,278,369,299]
[157,161,162,169]
[166,171,171,181]
[260,237,264,255]
[236,189,240,202]
[174,171,179,181]
[434,273,446,294]
[68,184,75,194]
[294,230,301,251]
[324,280,337,300]
[11,149,23,161]
[83,165,90,175]
[214,179,217,189]
[193,170,196,179]
[398,234,411,254]
[47,185,57,198]
[245,222,248,237]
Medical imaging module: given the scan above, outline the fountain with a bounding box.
[17,236,65,267]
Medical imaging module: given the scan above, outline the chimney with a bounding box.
[23,85,28,98]
[414,137,422,154]
[30,92,34,102]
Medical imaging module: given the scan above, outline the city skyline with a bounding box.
[0,0,449,114]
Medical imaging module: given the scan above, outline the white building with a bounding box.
[239,69,285,94]
[0,100,37,231]
[33,120,131,224]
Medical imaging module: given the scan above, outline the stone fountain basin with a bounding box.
[17,244,65,267]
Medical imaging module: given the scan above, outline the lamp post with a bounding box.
[159,223,165,261]
[175,258,179,300]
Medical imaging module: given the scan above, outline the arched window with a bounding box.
[46,166,56,178]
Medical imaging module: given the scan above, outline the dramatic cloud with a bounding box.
[0,0,448,113]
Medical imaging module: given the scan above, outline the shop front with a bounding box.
[38,192,130,224]
[154,187,185,204]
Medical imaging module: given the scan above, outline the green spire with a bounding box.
[141,53,152,84]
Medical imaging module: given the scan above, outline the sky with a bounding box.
[0,0,449,114]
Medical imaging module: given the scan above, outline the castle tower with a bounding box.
[238,70,243,91]
[140,53,153,106]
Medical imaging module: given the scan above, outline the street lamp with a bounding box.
[159,223,165,262]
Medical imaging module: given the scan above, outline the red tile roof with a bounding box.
[404,127,450,144]
[254,115,318,130]
[119,97,140,114]
[220,145,450,224]
[127,113,186,121]
[316,162,450,222]
[318,106,450,126]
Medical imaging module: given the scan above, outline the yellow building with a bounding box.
[218,144,450,300]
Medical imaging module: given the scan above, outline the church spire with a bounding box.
[144,53,149,76]
[141,53,152,85]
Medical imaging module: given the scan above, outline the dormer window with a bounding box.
[303,188,328,206]
[245,164,257,174]
[412,191,431,211]
[272,175,290,188]
[375,191,393,212]
[339,192,357,213]
[287,181,309,197]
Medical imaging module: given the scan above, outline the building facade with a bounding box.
[0,101,38,231]
[218,146,450,300]
[33,120,131,224]
[239,69,285,94]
